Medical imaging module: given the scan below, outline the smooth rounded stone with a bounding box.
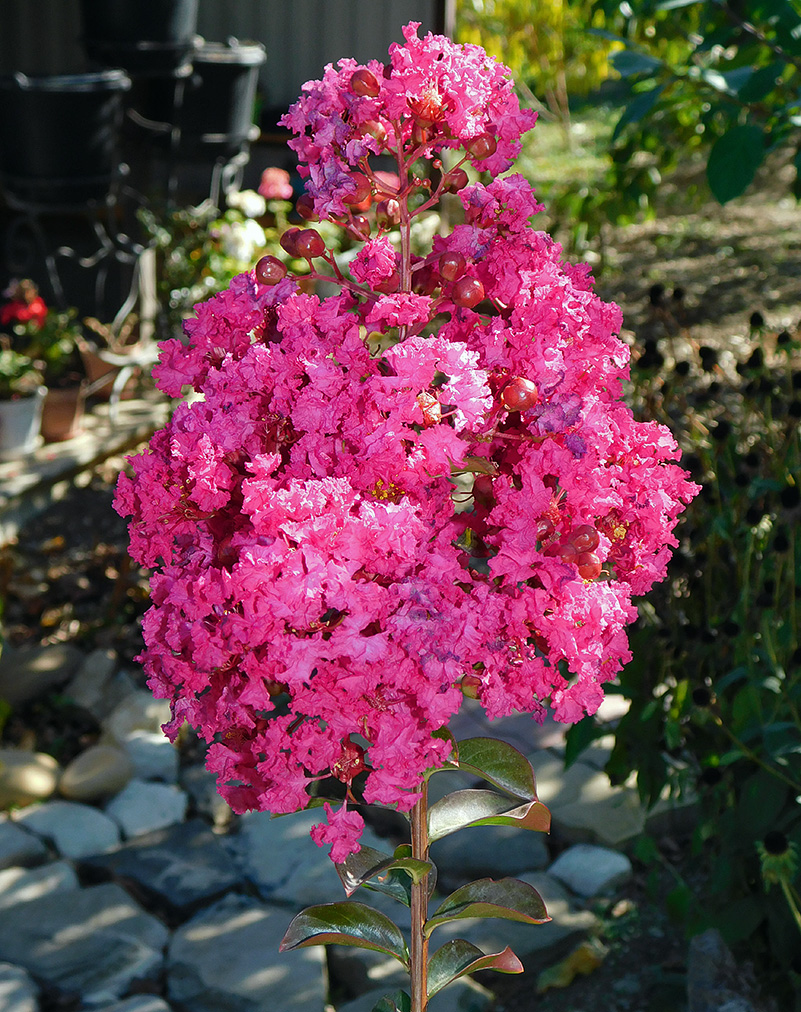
[548,769,646,848]
[168,894,326,1012]
[103,691,172,743]
[59,744,133,802]
[527,754,598,810]
[14,800,120,858]
[105,779,188,838]
[0,819,48,870]
[121,730,179,783]
[687,929,761,1012]
[0,750,60,809]
[0,860,78,910]
[430,823,549,886]
[548,843,633,898]
[0,882,168,1006]
[0,961,38,1012]
[0,642,83,707]
[79,819,244,917]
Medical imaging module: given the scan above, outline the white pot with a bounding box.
[0,386,46,459]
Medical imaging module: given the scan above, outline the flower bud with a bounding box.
[343,171,372,206]
[295,193,318,221]
[376,198,401,228]
[350,68,380,97]
[443,167,469,193]
[467,133,497,160]
[500,376,539,412]
[255,255,288,286]
[452,276,484,309]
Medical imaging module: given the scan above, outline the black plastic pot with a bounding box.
[80,0,199,74]
[179,40,266,154]
[0,70,131,205]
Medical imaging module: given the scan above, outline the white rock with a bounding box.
[105,779,188,838]
[548,843,633,897]
[0,750,60,809]
[0,860,78,910]
[103,691,171,743]
[100,998,173,1012]
[63,647,123,717]
[59,744,133,801]
[0,961,38,1012]
[122,730,179,783]
[14,800,120,858]
[549,769,646,847]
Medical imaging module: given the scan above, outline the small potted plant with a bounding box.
[0,345,45,459]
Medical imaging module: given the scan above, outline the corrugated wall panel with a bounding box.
[0,0,84,75]
[195,0,441,113]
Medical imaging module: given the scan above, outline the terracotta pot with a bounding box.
[41,385,86,443]
[0,387,46,459]
[79,346,136,401]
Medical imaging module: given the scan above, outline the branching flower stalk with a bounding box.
[116,23,698,1011]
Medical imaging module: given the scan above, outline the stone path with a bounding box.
[0,643,696,1012]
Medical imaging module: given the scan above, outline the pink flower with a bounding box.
[351,237,398,286]
[258,166,294,200]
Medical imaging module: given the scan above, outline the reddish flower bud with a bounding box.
[376,198,401,228]
[374,271,401,294]
[255,255,288,286]
[349,215,371,240]
[452,276,484,309]
[467,133,497,160]
[569,524,600,555]
[279,226,303,257]
[460,673,482,698]
[343,171,372,206]
[350,68,380,97]
[354,119,387,145]
[293,228,326,259]
[577,552,602,580]
[295,193,318,221]
[500,376,539,412]
[438,251,467,282]
[443,167,469,193]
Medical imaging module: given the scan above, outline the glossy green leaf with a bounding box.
[436,737,539,800]
[336,845,433,906]
[280,902,409,967]
[707,125,764,204]
[371,991,411,1012]
[612,86,664,143]
[611,50,662,78]
[428,789,550,843]
[427,940,523,998]
[424,877,550,937]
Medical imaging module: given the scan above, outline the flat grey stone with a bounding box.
[121,730,179,783]
[0,861,78,910]
[548,769,646,847]
[180,764,233,829]
[338,977,492,1012]
[94,998,173,1012]
[0,962,38,1012]
[168,893,326,1012]
[430,823,549,886]
[14,800,120,858]
[0,642,83,707]
[62,647,119,717]
[80,819,244,916]
[0,882,168,1005]
[102,692,172,744]
[229,808,399,912]
[687,929,761,1012]
[548,843,632,897]
[436,871,598,960]
[105,779,188,838]
[0,818,48,869]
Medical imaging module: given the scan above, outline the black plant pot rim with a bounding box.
[192,39,266,66]
[1,70,131,92]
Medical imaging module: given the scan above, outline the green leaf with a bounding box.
[425,877,550,937]
[564,715,605,768]
[280,902,409,967]
[428,789,550,843]
[436,737,539,800]
[335,846,433,907]
[611,50,662,78]
[427,940,523,998]
[707,125,764,204]
[371,991,411,1012]
[612,86,664,143]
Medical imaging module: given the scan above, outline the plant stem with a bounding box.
[410,781,430,1012]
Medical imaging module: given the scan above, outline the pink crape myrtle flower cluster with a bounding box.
[116,23,698,862]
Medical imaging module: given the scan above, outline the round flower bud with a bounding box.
[343,171,372,206]
[376,198,401,228]
[569,524,600,554]
[350,68,380,97]
[255,255,288,286]
[443,167,469,193]
[294,228,326,258]
[467,133,497,160]
[577,552,602,580]
[460,673,482,699]
[279,226,303,256]
[438,251,467,282]
[349,215,371,240]
[500,376,539,412]
[296,193,318,221]
[452,276,484,309]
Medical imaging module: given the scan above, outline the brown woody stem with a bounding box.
[409,781,430,1012]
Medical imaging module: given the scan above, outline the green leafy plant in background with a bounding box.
[568,319,801,1007]
[594,0,801,206]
